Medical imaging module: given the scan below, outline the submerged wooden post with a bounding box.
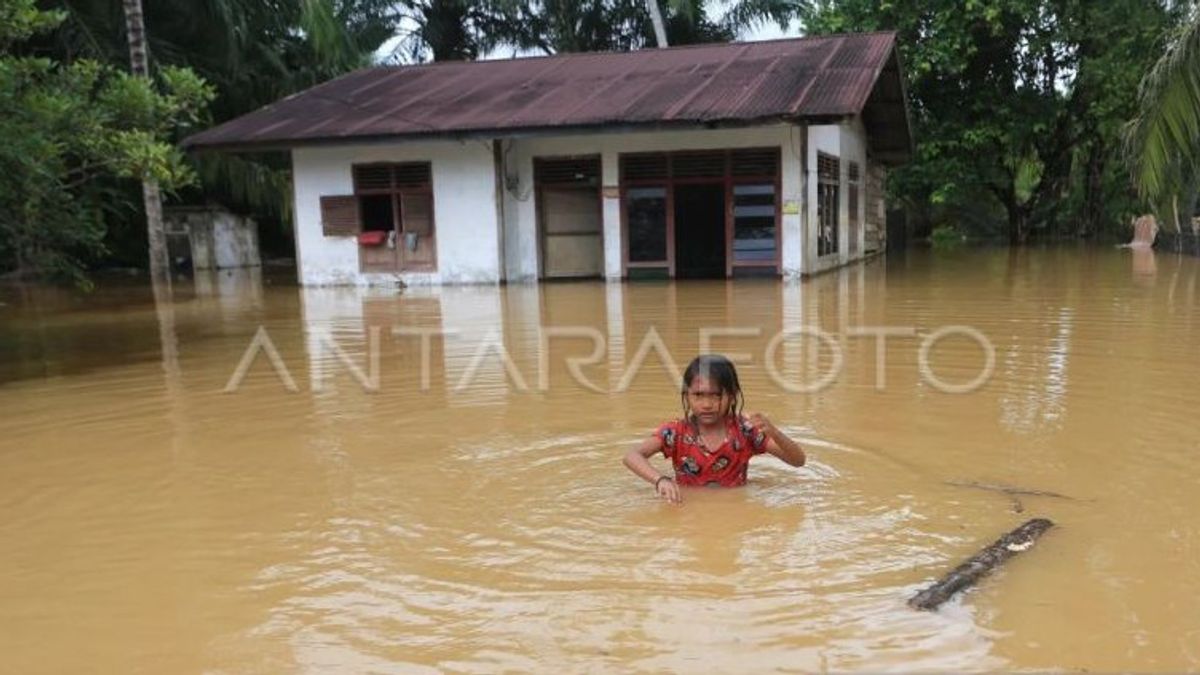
[909,518,1054,611]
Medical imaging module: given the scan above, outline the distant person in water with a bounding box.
[622,354,806,504]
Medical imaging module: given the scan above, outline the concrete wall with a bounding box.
[292,140,501,286]
[805,120,870,276]
[212,211,261,268]
[498,125,806,281]
[864,161,887,253]
[163,207,260,270]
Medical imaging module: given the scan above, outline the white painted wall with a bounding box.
[843,117,869,262]
[805,119,869,275]
[292,140,501,286]
[289,123,869,286]
[499,124,807,281]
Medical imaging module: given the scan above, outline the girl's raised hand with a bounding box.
[656,477,682,504]
[745,411,775,436]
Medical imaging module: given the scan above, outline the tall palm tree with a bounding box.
[383,0,502,63]
[122,0,170,279]
[122,0,181,388]
[1125,8,1200,226]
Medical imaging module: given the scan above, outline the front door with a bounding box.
[535,157,603,279]
[673,183,726,279]
[540,187,602,278]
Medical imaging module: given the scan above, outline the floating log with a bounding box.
[908,518,1054,611]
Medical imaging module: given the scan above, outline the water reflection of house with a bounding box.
[184,33,912,287]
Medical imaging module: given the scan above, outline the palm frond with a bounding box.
[300,0,370,71]
[717,0,799,35]
[1125,9,1200,210]
[189,152,292,222]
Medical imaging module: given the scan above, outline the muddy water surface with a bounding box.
[1,247,1198,672]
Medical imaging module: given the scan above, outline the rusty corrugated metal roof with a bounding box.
[183,31,911,162]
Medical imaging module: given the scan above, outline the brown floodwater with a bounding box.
[1,246,1198,672]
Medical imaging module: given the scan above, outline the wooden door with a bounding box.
[400,192,436,270]
[541,187,602,278]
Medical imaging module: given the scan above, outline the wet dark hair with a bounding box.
[680,354,745,421]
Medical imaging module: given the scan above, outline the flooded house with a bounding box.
[183,32,912,286]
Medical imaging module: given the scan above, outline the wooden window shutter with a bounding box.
[354,162,431,191]
[818,153,840,183]
[671,151,726,178]
[394,162,432,188]
[620,153,669,181]
[353,165,392,191]
[320,195,360,236]
[535,157,601,185]
[731,148,779,177]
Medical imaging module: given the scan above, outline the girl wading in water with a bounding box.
[622,354,806,504]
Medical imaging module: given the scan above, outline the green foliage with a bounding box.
[1124,8,1200,220]
[383,1,507,62]
[36,0,397,233]
[300,0,373,71]
[801,0,1176,242]
[0,0,64,47]
[0,0,213,285]
[709,0,796,35]
[479,0,697,55]
[930,224,964,250]
[464,0,798,57]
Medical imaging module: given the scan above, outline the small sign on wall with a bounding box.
[782,199,801,215]
[602,185,621,199]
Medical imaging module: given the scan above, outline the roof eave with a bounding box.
[181,116,848,154]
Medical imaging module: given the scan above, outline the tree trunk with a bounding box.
[1002,186,1028,245]
[424,2,474,61]
[142,180,170,280]
[123,0,180,400]
[646,0,668,48]
[13,241,27,279]
[1079,142,1105,238]
[123,0,170,281]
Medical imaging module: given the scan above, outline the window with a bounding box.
[620,154,670,266]
[817,153,839,257]
[626,187,668,263]
[352,162,436,271]
[319,196,359,236]
[733,184,776,263]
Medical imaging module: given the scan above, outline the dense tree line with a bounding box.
[1,0,1197,283]
[802,0,1193,243]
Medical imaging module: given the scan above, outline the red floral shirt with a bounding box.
[657,415,768,487]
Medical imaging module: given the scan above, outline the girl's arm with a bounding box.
[623,435,681,504]
[747,412,806,467]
